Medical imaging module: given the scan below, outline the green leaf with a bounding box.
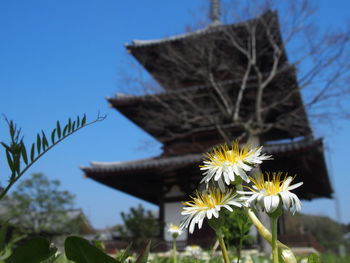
[30,143,35,162]
[42,131,49,150]
[251,255,262,263]
[117,243,132,263]
[82,114,86,126]
[5,151,14,171]
[77,116,81,127]
[36,134,41,154]
[62,125,68,137]
[0,142,11,152]
[65,236,117,263]
[56,121,61,139]
[6,237,57,263]
[307,254,322,263]
[67,118,72,133]
[51,128,56,144]
[0,223,8,251]
[92,240,105,252]
[135,240,151,263]
[20,142,28,165]
[72,121,76,131]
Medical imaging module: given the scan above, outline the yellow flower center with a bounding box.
[201,142,254,167]
[249,172,291,196]
[183,188,228,210]
[170,224,180,230]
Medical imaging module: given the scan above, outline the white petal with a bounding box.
[212,208,219,218]
[189,218,196,234]
[282,177,293,190]
[232,164,239,175]
[228,167,235,181]
[206,209,212,219]
[286,182,303,191]
[223,205,233,211]
[218,178,226,192]
[238,160,252,171]
[214,168,223,181]
[237,190,254,195]
[228,200,242,207]
[264,196,273,213]
[197,214,205,229]
[271,195,280,211]
[280,191,291,209]
[223,170,230,185]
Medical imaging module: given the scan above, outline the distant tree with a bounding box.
[1,173,76,238]
[285,213,347,252]
[115,204,160,250]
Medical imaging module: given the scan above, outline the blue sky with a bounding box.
[0,0,349,229]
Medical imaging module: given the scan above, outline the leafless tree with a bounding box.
[114,0,350,151]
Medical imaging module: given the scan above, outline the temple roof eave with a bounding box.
[82,138,333,202]
[126,10,277,49]
[82,137,319,173]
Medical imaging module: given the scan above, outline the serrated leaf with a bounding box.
[30,143,35,161]
[51,128,56,144]
[72,121,76,131]
[6,237,57,263]
[77,116,81,127]
[82,114,86,126]
[20,142,28,165]
[42,131,49,150]
[56,121,61,139]
[36,134,41,154]
[65,236,117,263]
[135,240,151,263]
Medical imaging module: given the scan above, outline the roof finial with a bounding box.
[209,0,221,27]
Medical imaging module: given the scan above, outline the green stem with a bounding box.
[172,238,177,263]
[217,233,230,263]
[237,237,242,263]
[247,209,297,263]
[271,216,279,263]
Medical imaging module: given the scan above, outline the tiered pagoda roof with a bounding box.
[82,10,333,204]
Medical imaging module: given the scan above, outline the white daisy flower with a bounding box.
[180,188,242,234]
[167,223,183,238]
[200,142,272,191]
[239,172,303,214]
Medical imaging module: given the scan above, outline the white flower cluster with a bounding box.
[180,142,303,233]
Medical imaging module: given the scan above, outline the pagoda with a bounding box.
[81,10,332,246]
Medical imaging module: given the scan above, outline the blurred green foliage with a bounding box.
[115,204,160,251]
[220,208,254,259]
[285,213,348,253]
[1,173,76,238]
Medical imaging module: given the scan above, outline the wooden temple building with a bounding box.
[81,10,333,247]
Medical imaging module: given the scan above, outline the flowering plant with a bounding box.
[181,141,303,263]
